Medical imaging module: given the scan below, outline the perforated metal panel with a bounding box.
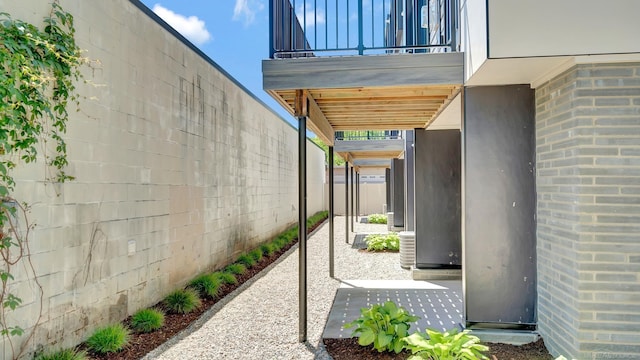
[323,283,463,339]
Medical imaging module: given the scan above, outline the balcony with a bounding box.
[334,130,404,169]
[263,0,463,149]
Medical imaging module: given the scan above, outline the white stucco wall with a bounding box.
[488,0,640,59]
[0,0,325,357]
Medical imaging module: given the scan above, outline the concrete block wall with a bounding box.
[1,0,325,357]
[536,62,640,359]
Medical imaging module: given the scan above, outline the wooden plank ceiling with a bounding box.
[268,84,460,133]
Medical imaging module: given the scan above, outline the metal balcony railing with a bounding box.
[335,130,402,141]
[269,0,458,58]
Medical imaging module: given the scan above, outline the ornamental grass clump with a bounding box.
[402,328,489,360]
[130,308,165,333]
[260,242,276,256]
[344,301,420,354]
[86,324,130,354]
[35,348,87,360]
[214,271,238,285]
[249,248,263,263]
[364,233,400,252]
[236,253,256,268]
[188,274,221,298]
[225,263,246,275]
[164,288,201,314]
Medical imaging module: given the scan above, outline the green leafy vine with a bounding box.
[0,1,87,358]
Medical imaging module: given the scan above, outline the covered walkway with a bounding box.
[145,216,460,359]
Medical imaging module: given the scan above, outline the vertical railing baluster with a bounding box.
[314,0,317,49]
[269,0,274,57]
[371,0,374,47]
[292,0,296,51]
[335,0,338,48]
[325,0,328,49]
[451,0,458,51]
[357,0,363,54]
[347,0,350,48]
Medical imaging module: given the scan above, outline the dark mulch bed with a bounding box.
[83,219,326,360]
[323,338,554,360]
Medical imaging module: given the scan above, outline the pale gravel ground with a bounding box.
[146,216,411,360]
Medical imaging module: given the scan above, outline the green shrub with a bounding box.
[236,253,256,268]
[368,213,388,224]
[282,228,297,243]
[35,348,87,360]
[402,328,489,360]
[344,301,419,354]
[272,237,287,250]
[364,233,400,251]
[130,308,165,333]
[164,288,201,314]
[307,210,328,227]
[260,242,276,256]
[225,263,246,275]
[214,271,238,285]
[86,323,130,354]
[249,248,263,262]
[188,274,221,298]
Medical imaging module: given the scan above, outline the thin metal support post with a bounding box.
[297,115,307,343]
[329,147,335,278]
[356,172,360,220]
[351,166,355,230]
[357,0,364,54]
[345,162,349,243]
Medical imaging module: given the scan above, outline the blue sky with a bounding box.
[138,0,296,125]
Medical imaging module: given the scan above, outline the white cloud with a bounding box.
[296,4,325,28]
[152,4,212,45]
[233,0,265,27]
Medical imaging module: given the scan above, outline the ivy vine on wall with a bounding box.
[0,1,88,357]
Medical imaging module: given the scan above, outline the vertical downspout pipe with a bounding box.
[297,116,307,343]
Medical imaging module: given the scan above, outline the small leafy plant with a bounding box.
[402,328,489,360]
[35,348,87,360]
[225,263,247,275]
[164,288,201,314]
[368,213,388,224]
[189,274,221,298]
[364,233,400,251]
[85,324,130,354]
[344,301,419,353]
[130,308,165,333]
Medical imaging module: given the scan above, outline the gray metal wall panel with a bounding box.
[463,85,537,326]
[385,168,391,209]
[414,129,461,268]
[392,159,405,226]
[405,131,415,231]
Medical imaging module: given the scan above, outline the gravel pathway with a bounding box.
[148,216,411,360]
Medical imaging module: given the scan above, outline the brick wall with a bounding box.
[536,63,640,359]
[1,0,326,357]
